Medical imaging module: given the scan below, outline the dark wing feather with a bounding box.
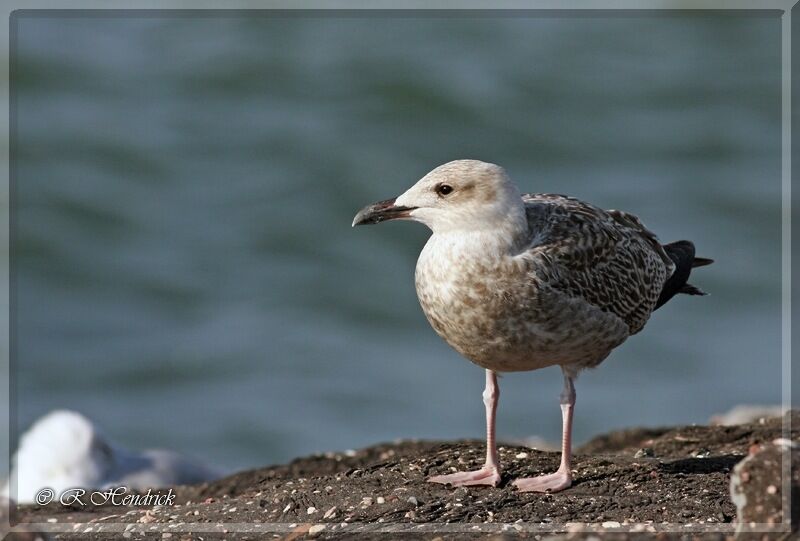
[522,194,672,334]
[655,240,711,309]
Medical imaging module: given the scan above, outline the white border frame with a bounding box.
[1,1,794,536]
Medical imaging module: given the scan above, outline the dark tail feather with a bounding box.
[680,283,707,296]
[655,240,712,310]
[692,257,714,268]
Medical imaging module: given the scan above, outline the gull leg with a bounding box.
[513,369,575,493]
[428,369,501,487]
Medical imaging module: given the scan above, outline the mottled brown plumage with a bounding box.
[521,194,673,335]
[353,159,711,492]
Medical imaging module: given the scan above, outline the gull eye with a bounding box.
[436,184,454,196]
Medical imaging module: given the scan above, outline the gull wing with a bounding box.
[520,193,673,334]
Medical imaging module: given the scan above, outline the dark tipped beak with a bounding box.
[352,198,416,227]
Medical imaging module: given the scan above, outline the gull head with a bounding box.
[352,159,524,234]
[3,410,114,502]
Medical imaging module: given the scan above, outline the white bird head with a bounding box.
[3,410,113,503]
[353,160,526,234]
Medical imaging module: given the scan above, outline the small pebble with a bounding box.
[307,506,317,515]
[376,497,385,504]
[515,452,528,459]
[767,485,777,494]
[323,506,337,519]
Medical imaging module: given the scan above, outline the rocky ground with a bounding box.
[6,412,797,540]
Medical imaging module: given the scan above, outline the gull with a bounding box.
[3,410,223,503]
[353,159,711,492]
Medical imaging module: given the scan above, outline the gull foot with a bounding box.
[427,467,501,487]
[512,470,572,493]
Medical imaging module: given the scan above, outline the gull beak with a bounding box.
[352,198,416,227]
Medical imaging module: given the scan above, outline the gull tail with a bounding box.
[654,240,713,310]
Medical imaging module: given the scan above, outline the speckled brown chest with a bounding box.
[414,233,632,373]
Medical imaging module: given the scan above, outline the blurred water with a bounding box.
[12,12,782,472]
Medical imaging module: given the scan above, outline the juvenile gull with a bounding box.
[353,159,712,492]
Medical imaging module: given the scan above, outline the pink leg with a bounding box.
[428,369,501,487]
[513,371,575,493]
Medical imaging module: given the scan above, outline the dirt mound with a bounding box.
[9,412,795,540]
